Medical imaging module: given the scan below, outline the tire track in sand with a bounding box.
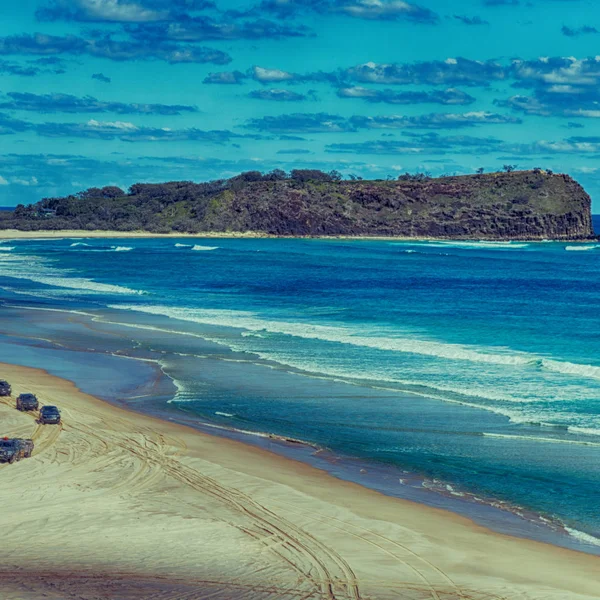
[64,411,361,600]
[270,500,511,600]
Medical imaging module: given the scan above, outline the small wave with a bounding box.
[112,246,132,252]
[403,241,529,250]
[565,527,600,548]
[0,254,145,296]
[568,425,600,437]
[192,245,218,251]
[565,245,600,251]
[541,358,600,380]
[175,243,192,248]
[70,242,90,247]
[0,247,14,252]
[215,411,235,417]
[483,433,600,447]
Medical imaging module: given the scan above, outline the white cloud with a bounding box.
[252,66,294,82]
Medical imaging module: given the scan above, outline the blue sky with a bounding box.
[2,0,600,208]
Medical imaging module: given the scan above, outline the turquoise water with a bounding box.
[0,232,599,551]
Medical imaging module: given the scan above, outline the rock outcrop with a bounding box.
[3,170,594,240]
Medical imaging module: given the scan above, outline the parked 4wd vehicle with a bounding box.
[16,393,39,411]
[0,438,34,463]
[0,380,11,397]
[39,405,61,425]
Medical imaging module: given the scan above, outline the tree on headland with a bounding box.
[397,171,431,182]
[291,169,338,183]
[503,164,517,173]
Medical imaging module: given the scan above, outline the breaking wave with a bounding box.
[108,304,600,381]
[402,241,530,250]
[564,527,600,548]
[192,245,218,251]
[0,253,144,296]
[565,245,600,251]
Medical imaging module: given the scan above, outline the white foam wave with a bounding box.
[0,247,14,252]
[175,243,192,248]
[109,304,600,382]
[567,425,600,437]
[565,245,600,251]
[70,242,90,247]
[0,253,145,296]
[112,246,132,252]
[541,358,600,380]
[403,241,530,250]
[564,527,600,548]
[192,245,218,251]
[483,433,600,447]
[215,411,235,417]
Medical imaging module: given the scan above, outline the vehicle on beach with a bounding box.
[0,380,11,396]
[0,438,34,463]
[39,405,61,425]
[16,393,39,411]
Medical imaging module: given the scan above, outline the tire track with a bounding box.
[66,415,361,600]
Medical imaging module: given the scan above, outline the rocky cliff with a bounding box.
[3,170,594,240]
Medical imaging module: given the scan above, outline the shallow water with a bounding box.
[0,234,599,553]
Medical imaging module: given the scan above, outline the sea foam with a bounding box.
[0,253,144,296]
[565,245,600,251]
[109,304,600,378]
[192,245,218,251]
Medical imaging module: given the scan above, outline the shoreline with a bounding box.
[0,228,597,242]
[3,302,600,558]
[1,361,599,599]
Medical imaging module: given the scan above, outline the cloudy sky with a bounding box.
[2,0,600,208]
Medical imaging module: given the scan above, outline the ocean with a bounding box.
[0,230,599,554]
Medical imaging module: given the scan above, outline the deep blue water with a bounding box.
[0,234,599,551]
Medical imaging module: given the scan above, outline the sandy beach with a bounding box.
[0,229,587,242]
[0,362,597,600]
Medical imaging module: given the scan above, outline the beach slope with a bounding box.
[0,362,598,600]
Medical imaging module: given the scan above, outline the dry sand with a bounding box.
[0,362,598,600]
[0,229,590,242]
[0,228,433,241]
[0,229,272,240]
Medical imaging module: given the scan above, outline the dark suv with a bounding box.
[39,405,61,425]
[0,438,34,463]
[17,394,40,410]
[16,393,39,411]
[0,380,11,397]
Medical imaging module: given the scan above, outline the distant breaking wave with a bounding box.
[112,246,132,252]
[400,241,530,250]
[565,245,600,251]
[175,243,192,248]
[0,253,144,296]
[70,242,90,247]
[192,245,218,251]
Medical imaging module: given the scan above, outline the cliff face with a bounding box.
[3,170,594,240]
[203,171,593,240]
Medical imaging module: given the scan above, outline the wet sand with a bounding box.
[1,361,599,600]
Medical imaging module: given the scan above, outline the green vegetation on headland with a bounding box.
[0,168,594,240]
